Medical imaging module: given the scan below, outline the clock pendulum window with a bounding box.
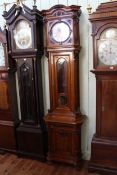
[88,1,117,175]
[3,3,47,160]
[42,5,85,165]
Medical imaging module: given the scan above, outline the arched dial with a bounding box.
[13,20,32,49]
[50,22,71,43]
[98,28,117,66]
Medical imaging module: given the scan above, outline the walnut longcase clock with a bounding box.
[43,5,85,165]
[0,27,18,152]
[89,2,117,175]
[3,4,47,160]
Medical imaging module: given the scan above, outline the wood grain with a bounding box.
[0,81,9,110]
[0,153,100,175]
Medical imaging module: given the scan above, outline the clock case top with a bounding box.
[42,5,81,52]
[89,1,117,72]
[3,4,44,58]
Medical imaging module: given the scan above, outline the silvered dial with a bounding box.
[98,28,117,66]
[13,20,32,49]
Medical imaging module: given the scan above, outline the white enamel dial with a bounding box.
[98,28,117,66]
[51,22,70,43]
[13,20,32,49]
[0,42,5,67]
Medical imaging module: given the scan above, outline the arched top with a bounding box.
[3,3,43,26]
[56,57,67,64]
[99,27,117,40]
[42,4,81,19]
[13,19,32,49]
[94,23,117,40]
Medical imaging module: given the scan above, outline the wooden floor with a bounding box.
[0,153,100,175]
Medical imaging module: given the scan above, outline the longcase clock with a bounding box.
[0,27,18,152]
[43,5,85,165]
[3,4,47,160]
[89,2,117,174]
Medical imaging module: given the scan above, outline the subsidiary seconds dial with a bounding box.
[98,28,117,66]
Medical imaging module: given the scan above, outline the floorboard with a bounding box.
[0,153,100,175]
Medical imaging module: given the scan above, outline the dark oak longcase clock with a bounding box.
[3,4,47,160]
[43,5,85,165]
[0,27,18,152]
[89,2,117,175]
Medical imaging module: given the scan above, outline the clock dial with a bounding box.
[0,42,5,67]
[98,28,117,66]
[50,22,71,43]
[13,20,32,49]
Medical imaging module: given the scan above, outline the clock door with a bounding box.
[50,52,71,112]
[17,58,38,124]
[101,79,117,138]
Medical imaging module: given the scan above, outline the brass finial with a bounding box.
[87,4,92,14]
[33,0,36,6]
[3,3,9,11]
[16,0,20,6]
[0,2,10,12]
[16,0,26,6]
[15,0,26,15]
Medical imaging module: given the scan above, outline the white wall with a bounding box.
[0,0,110,160]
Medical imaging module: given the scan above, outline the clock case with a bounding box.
[89,2,117,175]
[0,27,18,152]
[3,4,47,160]
[43,5,85,165]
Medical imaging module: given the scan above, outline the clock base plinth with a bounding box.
[88,135,117,175]
[0,121,17,152]
[16,124,48,161]
[45,113,85,165]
